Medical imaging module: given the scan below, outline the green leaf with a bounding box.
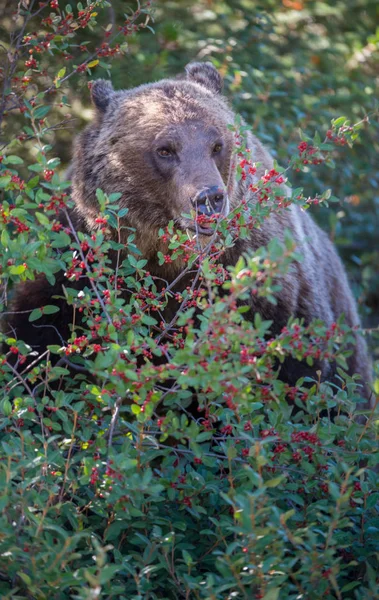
[1,398,12,416]
[265,476,285,488]
[366,492,379,508]
[47,345,62,354]
[227,445,237,460]
[51,231,71,248]
[341,582,361,593]
[1,228,10,246]
[10,208,28,218]
[35,212,50,227]
[128,254,138,267]
[0,175,11,188]
[28,164,43,173]
[182,550,193,566]
[104,521,128,541]
[196,431,213,442]
[4,155,23,165]
[142,315,157,326]
[34,105,51,119]
[9,265,26,275]
[94,350,117,370]
[26,175,40,190]
[29,308,43,322]
[18,572,32,586]
[55,67,66,88]
[262,588,280,600]
[332,116,347,128]
[87,59,99,69]
[42,305,60,315]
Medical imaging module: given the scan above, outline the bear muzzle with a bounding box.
[180,186,230,236]
[192,186,227,216]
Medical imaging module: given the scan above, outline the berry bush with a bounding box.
[0,2,378,599]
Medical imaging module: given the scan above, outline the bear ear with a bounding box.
[90,79,114,113]
[185,62,223,94]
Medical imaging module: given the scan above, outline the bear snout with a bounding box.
[192,186,228,216]
[176,186,230,237]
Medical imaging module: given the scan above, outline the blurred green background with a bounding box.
[3,0,379,354]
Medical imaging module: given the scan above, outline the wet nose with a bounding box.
[193,186,225,215]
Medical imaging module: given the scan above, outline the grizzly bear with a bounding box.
[4,62,372,404]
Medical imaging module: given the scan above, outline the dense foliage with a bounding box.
[0,1,378,599]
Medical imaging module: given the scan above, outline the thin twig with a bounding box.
[106,396,122,468]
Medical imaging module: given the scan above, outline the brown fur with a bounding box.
[4,62,372,404]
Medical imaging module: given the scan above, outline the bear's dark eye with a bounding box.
[212,143,223,154]
[157,147,174,158]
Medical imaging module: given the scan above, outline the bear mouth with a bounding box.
[185,224,215,237]
[178,215,226,238]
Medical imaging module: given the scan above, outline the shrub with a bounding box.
[0,2,378,599]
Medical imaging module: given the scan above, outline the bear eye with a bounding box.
[212,143,223,154]
[157,147,174,158]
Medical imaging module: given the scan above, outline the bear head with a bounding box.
[71,62,240,260]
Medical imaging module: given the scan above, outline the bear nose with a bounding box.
[193,186,225,215]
